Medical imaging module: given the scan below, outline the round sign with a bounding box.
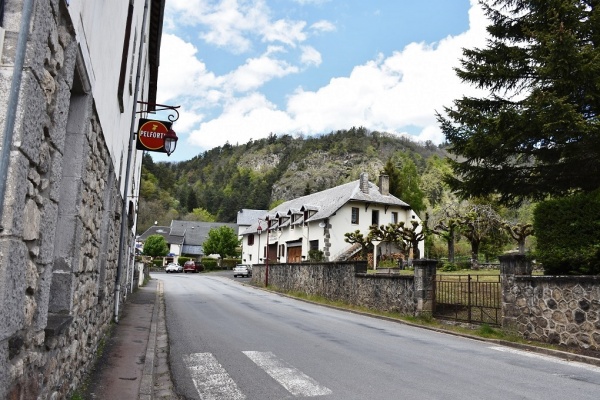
[138,120,169,150]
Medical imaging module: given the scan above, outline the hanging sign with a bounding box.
[136,118,173,153]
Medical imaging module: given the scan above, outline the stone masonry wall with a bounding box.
[0,1,127,399]
[252,262,418,315]
[504,275,600,351]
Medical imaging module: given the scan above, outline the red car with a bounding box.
[183,260,204,273]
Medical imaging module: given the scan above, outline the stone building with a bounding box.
[0,0,166,398]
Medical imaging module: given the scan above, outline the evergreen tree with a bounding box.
[438,0,600,205]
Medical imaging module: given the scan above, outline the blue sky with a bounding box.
[153,0,489,162]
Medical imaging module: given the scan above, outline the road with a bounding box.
[160,271,600,399]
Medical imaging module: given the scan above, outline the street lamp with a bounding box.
[163,128,179,156]
[372,239,382,270]
[257,224,262,264]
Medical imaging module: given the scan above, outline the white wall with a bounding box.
[66,0,149,207]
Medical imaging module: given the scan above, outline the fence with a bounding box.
[434,274,501,325]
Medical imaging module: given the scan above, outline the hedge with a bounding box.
[534,190,600,275]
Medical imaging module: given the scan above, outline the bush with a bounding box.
[178,256,191,265]
[534,190,600,275]
[152,259,163,268]
[440,262,460,272]
[202,258,218,271]
[222,258,241,269]
[308,250,324,262]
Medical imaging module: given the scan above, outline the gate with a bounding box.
[433,274,501,326]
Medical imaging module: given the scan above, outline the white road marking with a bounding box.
[183,353,246,400]
[489,346,600,373]
[243,351,332,397]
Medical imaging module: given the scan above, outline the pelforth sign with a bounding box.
[136,118,173,153]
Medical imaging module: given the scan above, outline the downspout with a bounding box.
[114,0,149,323]
[0,0,35,232]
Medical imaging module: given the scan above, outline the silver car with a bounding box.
[233,264,252,278]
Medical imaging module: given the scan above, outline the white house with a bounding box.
[241,173,424,266]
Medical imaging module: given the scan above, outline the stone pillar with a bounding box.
[413,259,437,316]
[499,253,532,331]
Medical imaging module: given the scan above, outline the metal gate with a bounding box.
[433,274,501,326]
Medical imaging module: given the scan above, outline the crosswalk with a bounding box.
[182,351,332,399]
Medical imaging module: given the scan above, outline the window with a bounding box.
[351,207,359,224]
[279,244,285,257]
[310,240,319,251]
[391,212,398,224]
[372,210,379,226]
[248,234,254,246]
[117,1,134,112]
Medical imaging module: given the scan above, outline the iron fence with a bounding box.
[434,274,501,326]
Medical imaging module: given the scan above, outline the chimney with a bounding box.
[379,174,389,196]
[359,172,369,194]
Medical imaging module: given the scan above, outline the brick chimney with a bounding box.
[359,172,369,194]
[379,174,389,196]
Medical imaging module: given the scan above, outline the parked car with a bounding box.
[165,263,183,273]
[183,260,204,273]
[233,264,252,278]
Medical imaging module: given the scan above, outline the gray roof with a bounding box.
[172,221,238,246]
[138,225,183,245]
[244,174,410,234]
[237,209,268,226]
[138,221,238,247]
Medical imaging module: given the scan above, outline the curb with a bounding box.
[139,280,161,400]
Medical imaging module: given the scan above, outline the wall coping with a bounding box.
[514,275,600,283]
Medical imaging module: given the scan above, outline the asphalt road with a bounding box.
[160,271,600,399]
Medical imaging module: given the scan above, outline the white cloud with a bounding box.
[224,56,300,92]
[261,19,307,47]
[188,93,295,148]
[310,20,336,33]
[300,46,322,66]
[157,34,221,103]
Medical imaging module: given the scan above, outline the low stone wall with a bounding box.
[500,254,600,352]
[503,274,600,350]
[251,261,437,316]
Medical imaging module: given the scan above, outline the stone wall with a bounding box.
[501,254,600,351]
[252,260,438,316]
[0,1,130,398]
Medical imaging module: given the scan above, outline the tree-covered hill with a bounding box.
[137,127,449,234]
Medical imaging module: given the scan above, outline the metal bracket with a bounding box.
[136,101,180,122]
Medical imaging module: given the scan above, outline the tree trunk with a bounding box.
[471,240,480,270]
[447,228,455,263]
[518,239,526,254]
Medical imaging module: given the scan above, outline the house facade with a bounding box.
[241,173,424,266]
[0,1,165,398]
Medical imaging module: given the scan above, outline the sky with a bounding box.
[152,0,490,162]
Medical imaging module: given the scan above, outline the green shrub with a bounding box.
[534,190,600,275]
[202,258,218,271]
[440,262,460,272]
[152,259,163,268]
[308,249,324,262]
[178,256,191,265]
[222,258,241,269]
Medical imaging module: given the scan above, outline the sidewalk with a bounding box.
[82,278,178,399]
